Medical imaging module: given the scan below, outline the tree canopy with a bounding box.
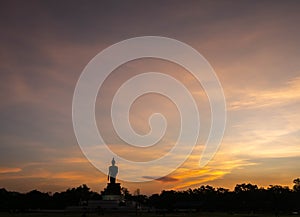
[0,178,299,214]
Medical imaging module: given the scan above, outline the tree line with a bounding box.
[0,178,299,213]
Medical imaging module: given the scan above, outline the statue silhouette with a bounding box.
[108,158,118,184]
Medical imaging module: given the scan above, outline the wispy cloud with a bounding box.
[142,176,179,183]
[229,77,300,111]
[0,167,22,174]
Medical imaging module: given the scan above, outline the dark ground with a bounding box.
[0,212,295,217]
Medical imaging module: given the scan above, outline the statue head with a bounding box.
[111,157,116,166]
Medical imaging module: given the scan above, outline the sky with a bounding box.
[0,0,300,195]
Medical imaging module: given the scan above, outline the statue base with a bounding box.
[101,183,121,200]
[102,194,121,201]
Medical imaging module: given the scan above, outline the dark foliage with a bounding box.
[0,184,101,211]
[148,180,300,214]
[0,178,299,214]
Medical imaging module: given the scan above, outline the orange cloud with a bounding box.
[0,167,22,174]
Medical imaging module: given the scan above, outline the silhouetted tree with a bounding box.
[234,183,259,213]
[52,184,100,208]
[26,190,50,209]
[293,178,300,192]
[268,185,292,215]
[1,179,300,213]
[121,187,131,200]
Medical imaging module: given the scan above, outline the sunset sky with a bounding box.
[0,0,300,195]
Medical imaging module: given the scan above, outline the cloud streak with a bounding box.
[229,77,300,111]
[0,167,22,174]
[142,176,179,183]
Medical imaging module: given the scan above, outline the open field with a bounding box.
[0,212,295,217]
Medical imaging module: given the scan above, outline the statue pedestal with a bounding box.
[102,194,121,201]
[102,183,121,201]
